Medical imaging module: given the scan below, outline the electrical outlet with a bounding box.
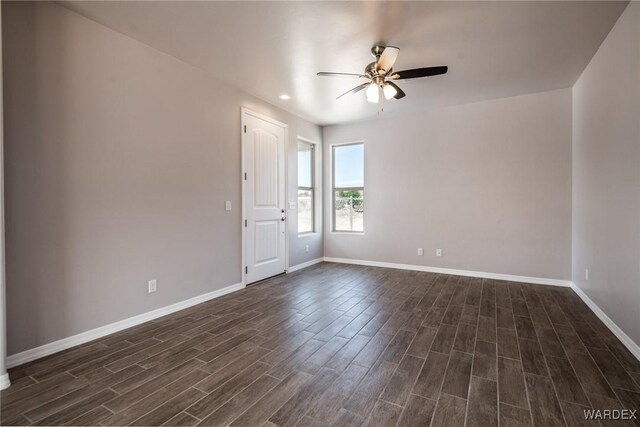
[148,279,157,293]
[305,245,309,253]
[225,201,232,211]
[436,248,442,257]
[417,248,424,256]
[585,269,589,281]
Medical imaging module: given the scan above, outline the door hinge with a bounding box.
[244,172,247,180]
[244,219,247,227]
[245,266,248,274]
[244,125,247,133]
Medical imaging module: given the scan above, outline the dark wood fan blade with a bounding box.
[385,81,406,99]
[391,66,448,80]
[317,72,367,78]
[336,82,370,99]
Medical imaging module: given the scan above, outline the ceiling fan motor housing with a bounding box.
[365,63,391,86]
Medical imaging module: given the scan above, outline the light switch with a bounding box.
[289,201,296,210]
[225,201,232,211]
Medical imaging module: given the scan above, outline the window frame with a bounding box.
[331,141,365,234]
[297,139,316,235]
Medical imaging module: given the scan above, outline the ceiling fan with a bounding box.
[317,45,448,103]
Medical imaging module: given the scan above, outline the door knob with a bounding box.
[281,209,285,213]
[281,217,286,221]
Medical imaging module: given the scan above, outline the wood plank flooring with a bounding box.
[2,262,639,426]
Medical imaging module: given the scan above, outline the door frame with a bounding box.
[240,107,289,286]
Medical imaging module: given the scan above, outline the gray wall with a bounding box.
[572,3,640,345]
[323,88,573,280]
[2,1,322,355]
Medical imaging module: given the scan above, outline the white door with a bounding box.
[243,110,287,284]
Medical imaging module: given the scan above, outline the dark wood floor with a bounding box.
[2,262,639,426]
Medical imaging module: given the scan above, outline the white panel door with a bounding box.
[243,110,287,284]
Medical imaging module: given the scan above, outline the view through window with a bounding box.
[332,143,364,232]
[297,141,314,233]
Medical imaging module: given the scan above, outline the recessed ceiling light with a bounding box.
[279,94,291,100]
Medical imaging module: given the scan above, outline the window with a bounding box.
[332,143,364,232]
[297,140,315,233]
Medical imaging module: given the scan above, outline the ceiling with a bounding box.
[61,1,628,126]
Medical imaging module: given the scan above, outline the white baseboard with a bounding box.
[0,373,10,390]
[8,258,636,372]
[287,257,324,273]
[322,256,638,362]
[6,282,245,369]
[570,283,640,362]
[323,257,572,287]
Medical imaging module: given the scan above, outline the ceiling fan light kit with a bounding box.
[317,45,448,105]
[365,82,380,103]
[383,83,397,100]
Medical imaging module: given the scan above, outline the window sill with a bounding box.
[331,231,365,235]
[298,232,321,238]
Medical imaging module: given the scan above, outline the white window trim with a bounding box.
[297,136,322,237]
[331,141,365,235]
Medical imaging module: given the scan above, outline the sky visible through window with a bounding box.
[298,144,312,187]
[334,144,364,188]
